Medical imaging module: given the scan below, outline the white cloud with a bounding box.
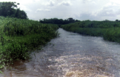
[18,5,32,12]
[59,1,72,6]
[36,9,51,12]
[0,0,120,20]
[82,0,93,3]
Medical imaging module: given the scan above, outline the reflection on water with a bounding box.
[1,28,120,77]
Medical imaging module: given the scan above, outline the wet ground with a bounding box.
[1,28,120,77]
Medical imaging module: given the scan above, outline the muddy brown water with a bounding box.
[1,28,120,77]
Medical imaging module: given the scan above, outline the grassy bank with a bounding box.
[61,20,120,43]
[0,16,58,71]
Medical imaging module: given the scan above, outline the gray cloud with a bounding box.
[93,3,120,20]
[4,0,120,21]
[46,1,55,6]
[77,13,98,20]
[97,9,116,17]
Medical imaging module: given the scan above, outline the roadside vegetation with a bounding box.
[61,20,120,43]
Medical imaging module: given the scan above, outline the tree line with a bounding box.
[39,18,80,26]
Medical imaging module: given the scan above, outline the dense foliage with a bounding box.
[0,2,27,19]
[61,20,120,43]
[0,16,58,71]
[39,18,79,27]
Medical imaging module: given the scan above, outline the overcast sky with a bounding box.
[0,0,120,21]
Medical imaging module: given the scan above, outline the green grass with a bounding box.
[61,20,120,43]
[0,16,59,71]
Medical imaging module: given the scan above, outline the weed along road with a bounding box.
[1,28,120,77]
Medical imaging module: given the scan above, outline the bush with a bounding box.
[0,16,59,71]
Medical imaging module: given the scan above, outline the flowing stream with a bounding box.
[1,28,120,77]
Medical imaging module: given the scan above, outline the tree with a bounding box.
[0,2,27,19]
[39,18,78,27]
[15,9,27,19]
[0,2,17,16]
[115,19,119,22]
[67,18,75,23]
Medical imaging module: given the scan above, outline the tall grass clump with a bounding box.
[103,28,120,43]
[0,16,59,71]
